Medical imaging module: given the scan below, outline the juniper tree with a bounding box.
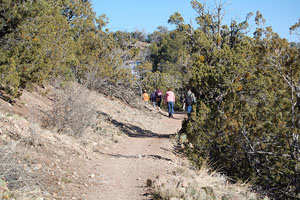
[177,1,300,198]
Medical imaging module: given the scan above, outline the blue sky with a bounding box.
[92,0,300,42]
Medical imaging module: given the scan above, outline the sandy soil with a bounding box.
[84,113,185,200]
[0,86,187,200]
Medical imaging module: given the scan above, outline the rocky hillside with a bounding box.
[0,83,266,200]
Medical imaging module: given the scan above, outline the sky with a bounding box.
[92,0,300,42]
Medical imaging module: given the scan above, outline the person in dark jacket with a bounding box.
[155,88,163,108]
[185,88,196,117]
[150,91,156,107]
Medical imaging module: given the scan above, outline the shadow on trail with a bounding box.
[157,109,187,121]
[98,151,173,162]
[97,111,175,139]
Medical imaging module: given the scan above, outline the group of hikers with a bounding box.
[142,87,196,118]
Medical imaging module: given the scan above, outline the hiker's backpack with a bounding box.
[185,94,193,106]
[156,91,162,102]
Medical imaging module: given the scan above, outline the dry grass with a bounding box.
[0,105,49,200]
[0,141,45,200]
[152,162,269,200]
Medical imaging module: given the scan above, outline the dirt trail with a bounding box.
[0,87,187,200]
[0,87,268,200]
[85,113,185,200]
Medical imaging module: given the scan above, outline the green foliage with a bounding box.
[147,28,193,103]
[1,0,75,95]
[135,61,152,81]
[141,71,175,93]
[178,1,300,199]
[151,30,189,75]
[0,0,137,98]
[1,0,300,198]
[0,57,19,96]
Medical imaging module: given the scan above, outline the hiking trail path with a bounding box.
[0,88,187,200]
[85,113,186,200]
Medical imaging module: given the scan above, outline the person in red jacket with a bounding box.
[165,87,175,118]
